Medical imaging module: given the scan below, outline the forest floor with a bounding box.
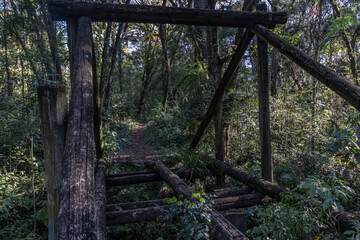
[113,122,161,161]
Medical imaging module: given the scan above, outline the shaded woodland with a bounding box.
[0,0,360,239]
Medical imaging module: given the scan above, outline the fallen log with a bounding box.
[151,161,248,240]
[106,193,263,225]
[106,187,254,212]
[208,158,296,201]
[250,24,360,111]
[106,168,212,186]
[48,1,287,28]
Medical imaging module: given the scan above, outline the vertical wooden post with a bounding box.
[37,84,67,240]
[57,16,97,240]
[257,4,273,182]
[92,27,106,240]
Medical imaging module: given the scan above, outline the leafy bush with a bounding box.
[246,201,321,239]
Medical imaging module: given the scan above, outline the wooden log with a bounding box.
[37,85,67,240]
[250,24,360,111]
[48,1,287,28]
[208,158,297,201]
[190,29,254,150]
[106,187,254,212]
[57,16,96,240]
[256,4,273,182]
[151,161,248,240]
[106,205,174,225]
[106,194,263,225]
[105,168,212,186]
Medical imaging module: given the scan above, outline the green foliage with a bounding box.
[296,175,356,212]
[325,114,360,168]
[246,201,321,240]
[160,193,213,240]
[344,220,360,239]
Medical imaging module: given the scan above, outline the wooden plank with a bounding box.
[37,85,67,240]
[190,29,254,150]
[106,193,263,225]
[105,168,212,186]
[256,5,273,182]
[48,1,287,28]
[151,161,248,240]
[106,187,254,212]
[250,24,360,111]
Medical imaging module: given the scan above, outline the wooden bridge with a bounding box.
[37,1,360,239]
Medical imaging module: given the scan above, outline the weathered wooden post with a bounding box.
[37,84,67,240]
[57,16,97,240]
[256,4,273,182]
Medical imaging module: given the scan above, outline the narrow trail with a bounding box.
[114,122,160,161]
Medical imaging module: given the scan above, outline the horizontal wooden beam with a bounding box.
[48,1,287,27]
[105,168,212,186]
[106,193,263,225]
[106,187,252,211]
[250,24,360,111]
[208,158,300,201]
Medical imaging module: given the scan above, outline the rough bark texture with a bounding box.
[209,158,298,201]
[250,24,360,111]
[57,16,96,240]
[190,29,254,150]
[150,161,248,240]
[92,31,106,240]
[103,23,124,111]
[159,23,171,112]
[99,22,112,101]
[105,193,262,225]
[106,168,212,186]
[270,48,278,96]
[256,4,273,183]
[205,0,225,187]
[37,85,67,240]
[49,1,287,28]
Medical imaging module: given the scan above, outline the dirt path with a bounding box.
[114,122,160,161]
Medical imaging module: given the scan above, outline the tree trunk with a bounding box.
[103,23,124,111]
[40,0,63,82]
[329,0,358,85]
[99,22,112,101]
[206,0,225,187]
[270,48,279,96]
[137,41,154,118]
[57,16,96,240]
[159,24,171,112]
[189,29,254,150]
[37,85,67,240]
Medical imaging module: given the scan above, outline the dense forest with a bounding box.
[0,0,360,239]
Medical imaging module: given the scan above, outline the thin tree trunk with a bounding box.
[270,48,279,96]
[57,16,96,240]
[103,23,124,111]
[39,0,63,82]
[329,0,358,84]
[206,0,224,186]
[3,2,13,96]
[99,22,112,101]
[159,24,171,112]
